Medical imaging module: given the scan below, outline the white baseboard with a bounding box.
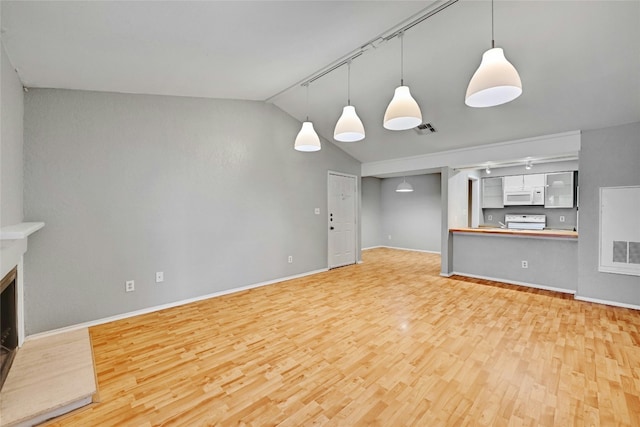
[385,246,440,254]
[440,272,453,278]
[26,268,328,342]
[366,245,440,254]
[574,296,640,311]
[363,246,440,254]
[450,271,576,295]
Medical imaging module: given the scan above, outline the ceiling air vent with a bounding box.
[414,123,437,135]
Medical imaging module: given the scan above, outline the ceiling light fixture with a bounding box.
[334,61,365,142]
[294,83,321,152]
[465,0,522,108]
[383,32,422,131]
[396,177,414,193]
[485,165,492,174]
[525,160,533,170]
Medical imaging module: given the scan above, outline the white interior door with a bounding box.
[328,172,357,269]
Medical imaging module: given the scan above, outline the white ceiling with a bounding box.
[2,1,639,165]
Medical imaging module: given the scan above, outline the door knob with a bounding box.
[330,226,334,230]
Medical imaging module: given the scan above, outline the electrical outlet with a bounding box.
[155,272,164,283]
[288,256,293,263]
[521,261,528,269]
[488,215,493,221]
[388,235,392,240]
[559,216,565,222]
[125,280,135,292]
[314,208,320,215]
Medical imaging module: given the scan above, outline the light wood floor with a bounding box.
[45,248,640,426]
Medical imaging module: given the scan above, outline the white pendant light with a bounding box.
[525,160,533,170]
[465,0,522,108]
[334,61,365,142]
[384,32,422,131]
[294,122,321,152]
[485,165,492,174]
[295,83,321,152]
[396,177,414,193]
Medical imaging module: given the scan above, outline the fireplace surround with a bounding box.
[0,221,45,390]
[1,267,18,390]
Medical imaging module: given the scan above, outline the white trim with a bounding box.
[0,222,45,240]
[17,256,25,347]
[450,271,576,295]
[382,245,440,254]
[25,268,328,341]
[574,296,640,311]
[362,130,580,177]
[440,272,453,278]
[363,245,440,254]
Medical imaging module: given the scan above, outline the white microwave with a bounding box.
[504,187,544,205]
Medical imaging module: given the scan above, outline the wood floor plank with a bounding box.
[41,248,640,426]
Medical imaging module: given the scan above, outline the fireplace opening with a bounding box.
[1,267,18,391]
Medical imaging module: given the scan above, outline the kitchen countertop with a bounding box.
[450,227,578,239]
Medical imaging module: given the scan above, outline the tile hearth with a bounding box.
[0,328,97,426]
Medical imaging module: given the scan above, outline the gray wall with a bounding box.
[1,44,24,227]
[441,167,453,275]
[381,174,441,252]
[23,88,360,334]
[361,177,382,249]
[578,121,640,305]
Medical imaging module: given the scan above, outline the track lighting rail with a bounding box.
[264,0,460,103]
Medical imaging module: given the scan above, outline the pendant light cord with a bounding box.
[399,32,405,86]
[305,83,310,121]
[347,61,352,106]
[491,0,495,49]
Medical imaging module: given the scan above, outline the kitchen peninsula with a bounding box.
[449,163,580,294]
[449,227,578,294]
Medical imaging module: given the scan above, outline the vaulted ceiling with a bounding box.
[3,1,639,164]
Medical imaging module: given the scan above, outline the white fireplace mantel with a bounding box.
[1,221,45,346]
[1,222,45,240]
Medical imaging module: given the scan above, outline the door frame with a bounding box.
[468,176,480,228]
[327,171,360,269]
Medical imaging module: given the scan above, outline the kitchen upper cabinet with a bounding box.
[524,174,545,188]
[482,177,504,208]
[503,175,524,190]
[545,172,575,208]
[504,174,545,189]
